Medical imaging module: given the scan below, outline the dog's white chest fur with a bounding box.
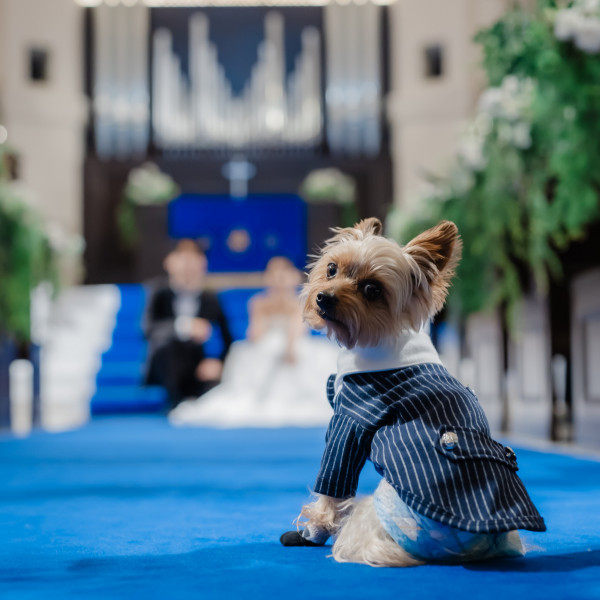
[334,329,442,396]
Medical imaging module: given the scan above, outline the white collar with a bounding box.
[334,329,442,396]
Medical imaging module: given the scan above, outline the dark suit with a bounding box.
[143,287,233,408]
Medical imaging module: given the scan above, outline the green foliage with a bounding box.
[393,0,600,319]
[0,148,57,340]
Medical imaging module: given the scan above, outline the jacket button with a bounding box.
[505,446,517,460]
[441,431,459,450]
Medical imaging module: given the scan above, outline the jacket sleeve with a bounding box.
[200,291,234,361]
[313,413,374,499]
[142,288,177,347]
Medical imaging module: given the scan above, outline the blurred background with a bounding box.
[0,0,599,447]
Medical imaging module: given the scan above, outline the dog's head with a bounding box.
[302,217,461,349]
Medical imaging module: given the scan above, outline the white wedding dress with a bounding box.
[169,320,338,428]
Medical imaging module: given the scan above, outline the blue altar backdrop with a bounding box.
[168,194,307,272]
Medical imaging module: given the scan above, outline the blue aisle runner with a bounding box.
[1,417,599,600]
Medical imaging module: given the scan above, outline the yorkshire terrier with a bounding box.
[280,218,545,566]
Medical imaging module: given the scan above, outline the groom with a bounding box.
[143,240,233,408]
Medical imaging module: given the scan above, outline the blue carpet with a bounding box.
[1,417,599,599]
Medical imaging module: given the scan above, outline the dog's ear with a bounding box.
[324,217,383,248]
[354,217,382,237]
[405,221,461,276]
[403,221,462,324]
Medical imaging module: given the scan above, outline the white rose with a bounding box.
[501,96,521,120]
[502,75,520,95]
[45,221,68,253]
[475,113,493,136]
[478,88,503,118]
[581,0,600,17]
[554,8,580,40]
[497,123,514,146]
[574,16,600,53]
[512,122,532,149]
[458,137,486,171]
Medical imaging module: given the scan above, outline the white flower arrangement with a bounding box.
[123,162,179,206]
[44,221,85,257]
[554,0,600,53]
[475,75,535,151]
[480,76,534,123]
[408,74,535,209]
[457,127,487,172]
[454,76,534,178]
[300,168,356,205]
[118,162,179,247]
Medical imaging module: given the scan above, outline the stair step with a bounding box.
[91,385,167,415]
[96,362,143,386]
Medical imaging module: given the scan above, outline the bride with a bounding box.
[169,257,338,428]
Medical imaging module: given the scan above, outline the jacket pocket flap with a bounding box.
[435,425,519,471]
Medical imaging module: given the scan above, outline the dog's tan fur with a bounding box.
[331,496,422,567]
[302,218,461,347]
[297,495,354,537]
[298,218,462,566]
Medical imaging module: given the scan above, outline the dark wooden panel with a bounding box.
[83,153,393,284]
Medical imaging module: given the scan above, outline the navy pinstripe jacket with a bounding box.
[313,363,546,534]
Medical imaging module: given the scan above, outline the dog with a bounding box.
[280,218,545,566]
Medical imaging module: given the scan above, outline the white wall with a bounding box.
[0,0,512,248]
[571,269,600,447]
[387,0,507,211]
[0,0,87,280]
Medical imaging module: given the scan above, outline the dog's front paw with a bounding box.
[280,530,324,547]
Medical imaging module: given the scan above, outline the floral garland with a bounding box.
[389,0,600,320]
[0,147,59,340]
[554,0,600,53]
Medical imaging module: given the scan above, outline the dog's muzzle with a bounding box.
[316,291,338,319]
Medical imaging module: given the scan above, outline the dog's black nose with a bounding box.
[316,291,338,311]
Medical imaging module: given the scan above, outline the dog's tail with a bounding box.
[331,495,422,567]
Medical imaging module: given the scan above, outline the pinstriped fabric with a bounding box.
[313,363,546,534]
[325,375,336,409]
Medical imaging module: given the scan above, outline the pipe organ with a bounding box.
[93,3,150,159]
[89,3,386,158]
[152,12,322,150]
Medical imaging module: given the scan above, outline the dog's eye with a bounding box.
[326,263,338,279]
[362,282,382,301]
